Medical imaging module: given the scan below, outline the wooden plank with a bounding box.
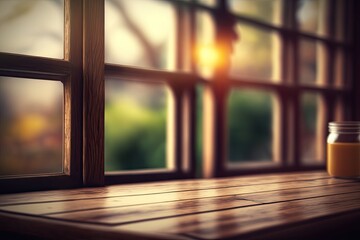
[0,212,190,240]
[47,197,255,225]
[0,171,335,205]
[115,192,360,239]
[0,172,359,240]
[0,178,353,215]
[45,183,360,225]
[236,182,360,203]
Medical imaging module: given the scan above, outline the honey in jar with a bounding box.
[327,122,360,178]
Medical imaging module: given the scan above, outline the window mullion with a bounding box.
[83,0,105,186]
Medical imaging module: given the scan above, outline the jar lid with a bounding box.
[329,121,360,133]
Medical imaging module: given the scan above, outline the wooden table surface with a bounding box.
[0,171,359,239]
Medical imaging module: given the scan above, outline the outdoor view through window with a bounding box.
[105,0,313,172]
[0,0,348,177]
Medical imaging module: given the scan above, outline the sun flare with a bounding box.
[196,45,221,68]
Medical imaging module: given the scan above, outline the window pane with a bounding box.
[227,89,273,163]
[230,23,279,81]
[296,0,324,35]
[198,0,216,7]
[105,80,168,171]
[0,0,64,58]
[196,11,216,79]
[105,0,176,70]
[229,0,282,25]
[0,77,63,176]
[196,86,203,177]
[299,39,319,85]
[301,92,324,164]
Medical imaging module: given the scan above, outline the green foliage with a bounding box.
[105,99,166,171]
[302,93,317,131]
[228,90,272,161]
[105,87,274,171]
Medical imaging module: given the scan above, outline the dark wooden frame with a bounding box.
[83,0,105,186]
[103,67,197,184]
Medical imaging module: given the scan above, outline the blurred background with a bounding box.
[0,0,337,176]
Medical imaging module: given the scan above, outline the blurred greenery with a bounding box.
[104,82,167,171]
[302,93,317,132]
[229,0,280,24]
[301,92,318,162]
[228,90,272,162]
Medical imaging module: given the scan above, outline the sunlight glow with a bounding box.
[197,45,220,68]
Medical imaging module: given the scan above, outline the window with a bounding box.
[0,0,83,192]
[200,0,354,177]
[0,0,357,192]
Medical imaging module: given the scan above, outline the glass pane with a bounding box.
[229,0,282,25]
[227,89,273,162]
[105,0,176,70]
[230,23,279,81]
[0,0,64,58]
[0,77,63,176]
[105,80,167,171]
[198,0,216,7]
[196,11,216,79]
[299,39,318,85]
[296,0,321,34]
[301,92,324,164]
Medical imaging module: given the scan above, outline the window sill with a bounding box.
[0,171,359,239]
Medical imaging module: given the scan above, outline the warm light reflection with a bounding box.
[196,45,220,68]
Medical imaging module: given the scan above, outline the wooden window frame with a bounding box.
[103,0,198,184]
[0,0,83,192]
[202,0,355,178]
[0,0,358,192]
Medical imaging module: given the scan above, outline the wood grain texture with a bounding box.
[0,212,190,240]
[0,178,350,216]
[83,0,105,186]
[46,183,360,225]
[0,53,70,80]
[0,171,331,205]
[63,0,83,184]
[1,171,360,239]
[116,192,360,239]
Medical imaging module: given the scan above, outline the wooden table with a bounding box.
[0,171,359,239]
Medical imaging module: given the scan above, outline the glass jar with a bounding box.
[327,122,360,178]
